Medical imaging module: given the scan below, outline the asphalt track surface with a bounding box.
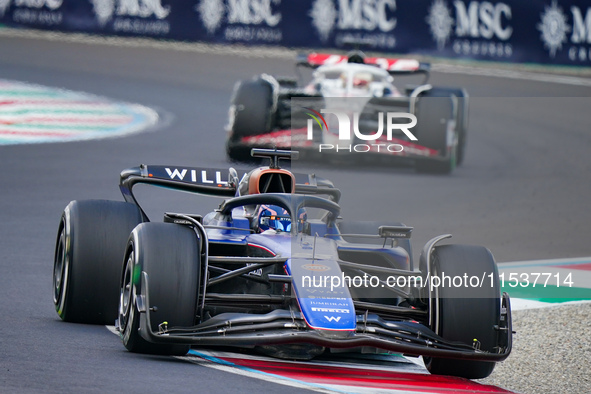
[1,34,590,392]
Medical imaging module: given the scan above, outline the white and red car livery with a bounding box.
[226,51,468,174]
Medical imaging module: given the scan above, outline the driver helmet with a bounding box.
[258,205,292,232]
[353,72,372,89]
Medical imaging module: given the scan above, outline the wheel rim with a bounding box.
[53,220,69,315]
[431,260,441,335]
[119,251,134,333]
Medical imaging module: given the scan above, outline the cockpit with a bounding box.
[202,149,340,236]
[234,166,298,233]
[307,63,400,97]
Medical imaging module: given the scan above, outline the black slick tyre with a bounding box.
[417,87,468,166]
[226,78,274,162]
[414,96,457,174]
[53,200,143,325]
[422,244,501,379]
[119,222,200,356]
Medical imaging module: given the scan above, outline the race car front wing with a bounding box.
[132,271,513,362]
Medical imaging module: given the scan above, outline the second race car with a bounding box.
[226,51,469,174]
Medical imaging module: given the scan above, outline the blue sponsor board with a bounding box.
[417,0,591,66]
[0,0,589,66]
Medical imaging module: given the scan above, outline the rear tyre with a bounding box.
[419,87,469,166]
[119,223,200,356]
[421,244,500,379]
[53,200,143,325]
[414,96,457,174]
[226,78,274,162]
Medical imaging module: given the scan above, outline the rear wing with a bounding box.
[297,53,430,80]
[119,164,341,213]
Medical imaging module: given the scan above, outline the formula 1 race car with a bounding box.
[52,149,511,379]
[226,51,469,174]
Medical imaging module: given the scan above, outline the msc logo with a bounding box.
[538,2,591,61]
[336,0,396,32]
[454,1,513,40]
[309,0,396,42]
[197,0,281,35]
[0,0,63,18]
[426,0,513,58]
[89,0,170,26]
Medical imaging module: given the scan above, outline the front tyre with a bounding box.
[53,200,143,324]
[421,244,501,379]
[119,223,200,356]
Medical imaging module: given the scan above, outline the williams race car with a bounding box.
[52,149,511,379]
[226,52,469,174]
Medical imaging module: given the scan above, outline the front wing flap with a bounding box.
[137,271,512,362]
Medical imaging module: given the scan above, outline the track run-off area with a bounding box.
[0,79,158,144]
[1,30,590,393]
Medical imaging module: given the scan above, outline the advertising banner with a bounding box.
[0,0,589,67]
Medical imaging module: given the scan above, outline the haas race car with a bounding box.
[53,149,511,379]
[226,52,469,174]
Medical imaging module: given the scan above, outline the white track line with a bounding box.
[180,350,345,394]
[432,63,591,87]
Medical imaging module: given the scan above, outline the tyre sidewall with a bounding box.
[120,223,200,356]
[54,200,143,324]
[414,95,457,174]
[424,244,500,379]
[228,78,274,140]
